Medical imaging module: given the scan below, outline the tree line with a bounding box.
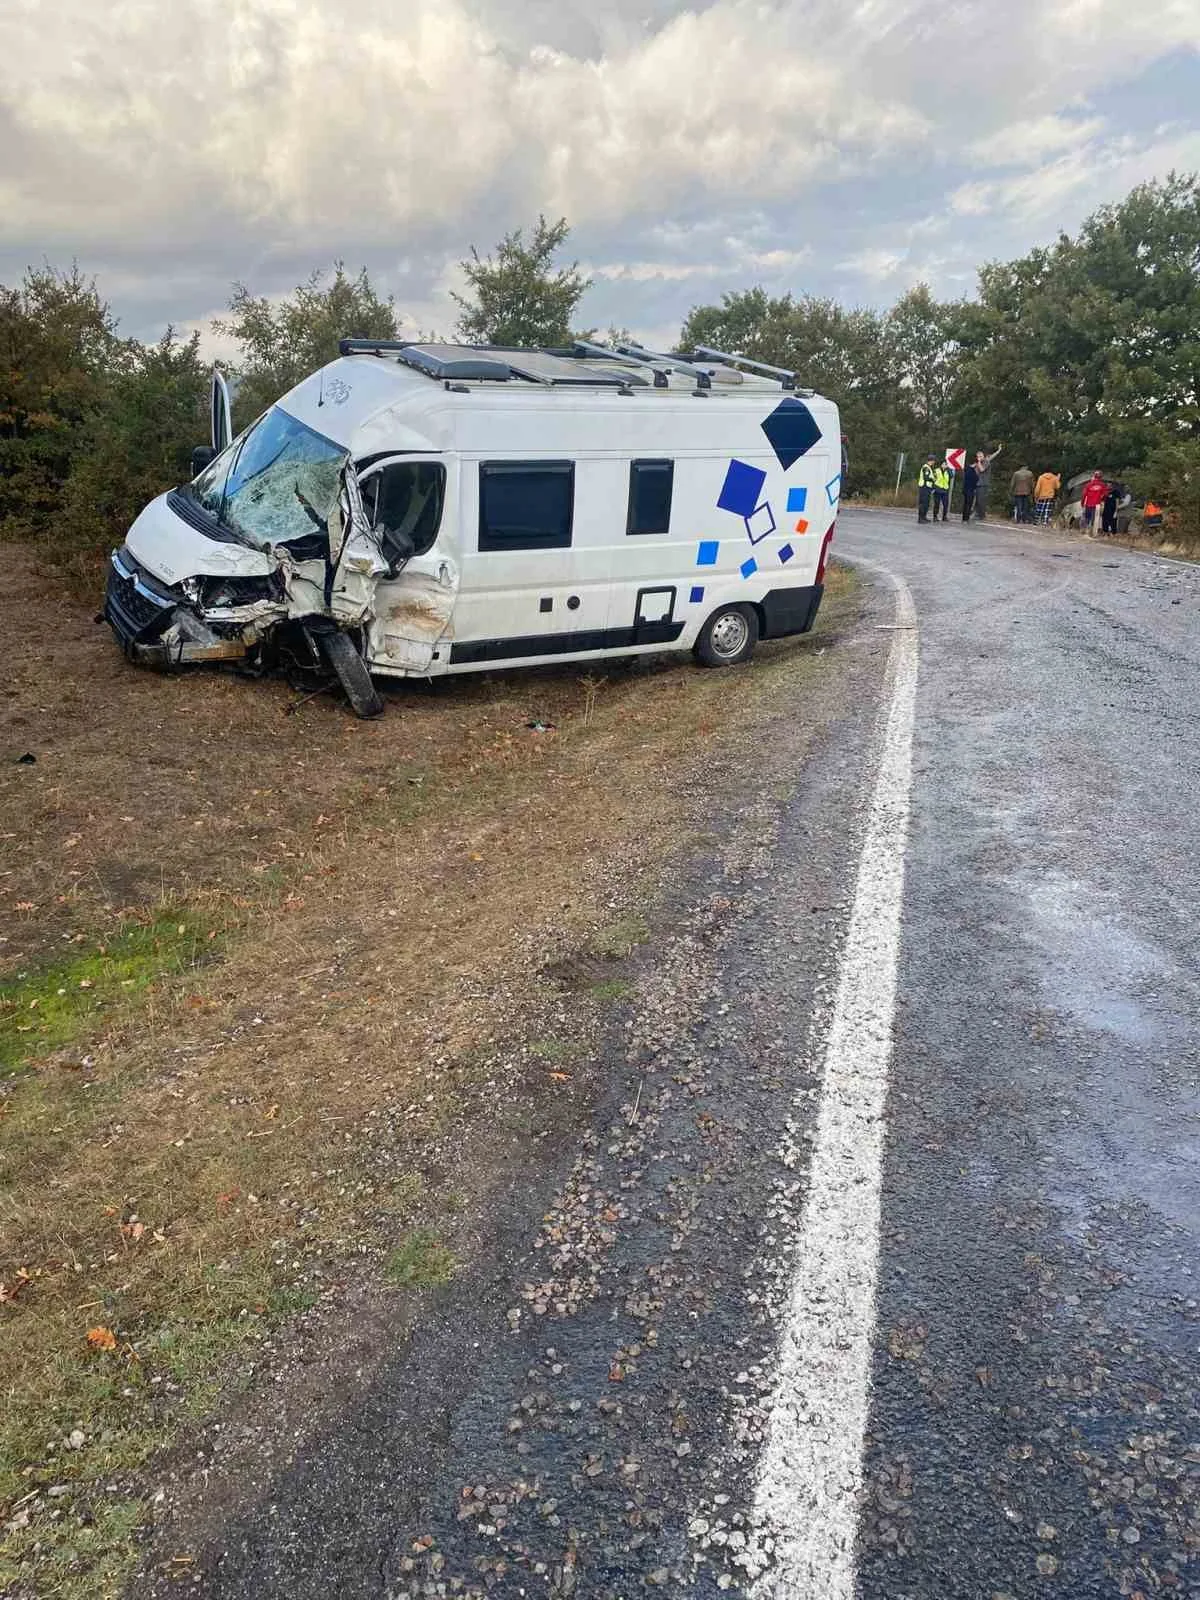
[2,178,1197,579]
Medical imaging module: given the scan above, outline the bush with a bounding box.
[1128,437,1200,546]
[58,331,207,581]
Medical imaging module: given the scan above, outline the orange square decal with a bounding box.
[794,517,810,534]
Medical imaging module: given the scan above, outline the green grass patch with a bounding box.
[0,913,218,1076]
[383,1228,456,1289]
[588,977,634,1003]
[589,914,650,961]
[528,1037,585,1067]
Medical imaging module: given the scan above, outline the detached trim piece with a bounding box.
[759,583,823,638]
[449,620,684,665]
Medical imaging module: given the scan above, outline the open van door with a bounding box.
[350,455,458,674]
[210,368,234,454]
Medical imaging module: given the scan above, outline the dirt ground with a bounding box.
[0,549,860,1597]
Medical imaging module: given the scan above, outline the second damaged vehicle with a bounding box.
[104,340,843,716]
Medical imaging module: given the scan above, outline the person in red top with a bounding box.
[1080,471,1107,530]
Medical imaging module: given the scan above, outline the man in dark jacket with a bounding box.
[961,459,979,522]
[1102,479,1127,534]
[1011,465,1035,522]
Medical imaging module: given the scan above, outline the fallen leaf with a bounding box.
[264,1104,280,1120]
[548,1071,571,1083]
[86,1326,117,1352]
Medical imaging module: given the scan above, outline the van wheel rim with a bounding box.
[710,612,749,658]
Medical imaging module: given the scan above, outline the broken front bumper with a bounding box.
[104,549,250,666]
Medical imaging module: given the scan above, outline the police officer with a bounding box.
[917,455,937,523]
[932,459,951,522]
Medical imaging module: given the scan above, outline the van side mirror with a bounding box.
[191,445,217,477]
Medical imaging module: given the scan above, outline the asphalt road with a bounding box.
[845,510,1199,1600]
[140,510,1199,1600]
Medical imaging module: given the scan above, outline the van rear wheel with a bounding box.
[694,603,759,668]
[319,630,385,718]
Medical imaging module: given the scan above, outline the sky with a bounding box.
[2,0,1199,355]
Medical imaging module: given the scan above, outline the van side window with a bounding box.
[479,462,574,551]
[627,459,674,536]
[360,461,445,557]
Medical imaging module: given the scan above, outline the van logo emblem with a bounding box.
[325,378,352,405]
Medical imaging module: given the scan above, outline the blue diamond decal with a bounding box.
[762,399,821,470]
[778,542,795,564]
[786,486,808,513]
[717,459,766,518]
[689,584,705,603]
[696,540,719,566]
[740,556,758,579]
[825,473,842,505]
[745,502,776,544]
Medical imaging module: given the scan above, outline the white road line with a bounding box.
[748,570,919,1599]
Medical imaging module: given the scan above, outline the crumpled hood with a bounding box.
[126,492,276,584]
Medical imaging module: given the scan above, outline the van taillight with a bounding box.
[816,521,836,584]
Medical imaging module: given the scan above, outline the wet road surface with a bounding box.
[143,512,1199,1599]
[846,512,1199,1600]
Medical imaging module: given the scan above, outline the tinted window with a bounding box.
[361,461,445,556]
[479,462,574,551]
[627,459,674,535]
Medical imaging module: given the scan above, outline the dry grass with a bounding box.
[0,552,860,1595]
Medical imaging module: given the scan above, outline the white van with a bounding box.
[104,340,842,716]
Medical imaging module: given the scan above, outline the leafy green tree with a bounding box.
[216,263,397,422]
[0,265,119,542]
[59,329,207,574]
[680,288,908,491]
[885,284,959,440]
[453,217,591,347]
[948,175,1200,490]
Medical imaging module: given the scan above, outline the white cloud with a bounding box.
[0,0,1197,337]
[952,125,1200,228]
[0,0,930,251]
[969,114,1107,169]
[838,248,908,282]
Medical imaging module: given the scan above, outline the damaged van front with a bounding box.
[104,378,396,714]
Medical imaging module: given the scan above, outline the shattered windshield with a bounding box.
[188,407,347,550]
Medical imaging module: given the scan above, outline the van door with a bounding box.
[449,457,613,667]
[210,369,234,454]
[355,455,458,674]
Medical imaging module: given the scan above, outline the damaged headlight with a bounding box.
[193,573,284,609]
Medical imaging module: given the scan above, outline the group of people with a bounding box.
[1009,465,1063,525]
[916,446,1003,524]
[1075,469,1135,535]
[918,456,1160,535]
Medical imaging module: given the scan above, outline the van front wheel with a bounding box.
[319,629,385,718]
[694,604,759,668]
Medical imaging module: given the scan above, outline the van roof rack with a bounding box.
[690,345,812,395]
[613,342,711,391]
[573,339,669,387]
[339,337,633,389]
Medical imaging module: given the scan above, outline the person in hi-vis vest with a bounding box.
[917,456,938,523]
[932,461,951,522]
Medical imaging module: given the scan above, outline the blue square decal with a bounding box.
[786,487,808,513]
[778,543,795,564]
[696,540,719,566]
[740,556,758,579]
[718,459,767,518]
[689,584,705,603]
